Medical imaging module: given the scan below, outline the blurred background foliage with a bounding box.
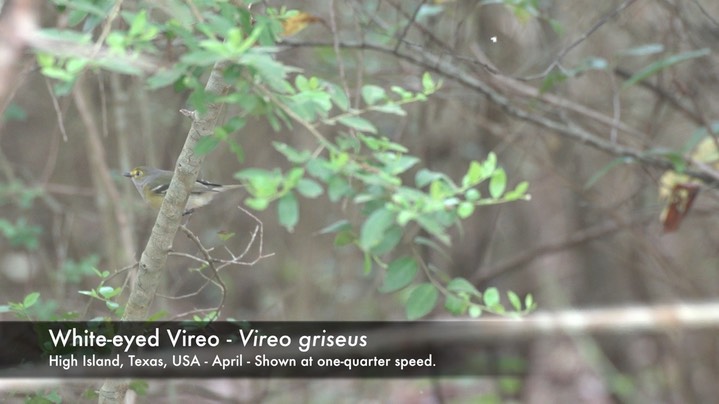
[1,0,719,402]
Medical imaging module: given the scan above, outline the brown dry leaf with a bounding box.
[282,12,323,37]
[660,183,700,233]
[658,137,719,232]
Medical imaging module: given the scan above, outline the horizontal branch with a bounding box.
[282,40,719,188]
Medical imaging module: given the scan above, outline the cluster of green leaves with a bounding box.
[36,1,535,320]
[24,390,62,404]
[0,292,41,320]
[232,72,531,319]
[0,181,43,249]
[0,217,42,250]
[78,268,124,317]
[41,0,282,97]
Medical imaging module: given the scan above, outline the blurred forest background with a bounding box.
[1,0,719,403]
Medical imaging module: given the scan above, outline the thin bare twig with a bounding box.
[393,0,428,53]
[179,224,226,320]
[44,77,68,142]
[283,39,719,187]
[521,0,639,80]
[328,0,351,102]
[159,207,272,310]
[691,0,719,27]
[472,213,655,286]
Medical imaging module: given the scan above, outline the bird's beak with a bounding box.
[123,171,132,178]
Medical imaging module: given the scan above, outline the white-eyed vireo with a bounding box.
[124,166,243,211]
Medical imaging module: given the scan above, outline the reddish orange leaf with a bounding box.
[661,183,700,233]
[282,12,323,37]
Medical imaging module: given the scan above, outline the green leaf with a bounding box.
[334,230,355,247]
[23,292,40,308]
[146,310,168,322]
[447,277,480,297]
[415,215,451,245]
[296,178,323,198]
[573,57,607,74]
[420,3,448,18]
[620,43,664,57]
[224,116,246,133]
[273,142,312,163]
[584,157,631,189]
[483,152,497,174]
[397,210,415,226]
[98,286,115,299]
[329,151,349,170]
[129,380,150,395]
[277,192,299,232]
[361,85,387,105]
[0,218,42,249]
[413,236,450,260]
[421,72,436,93]
[465,188,480,202]
[622,48,710,89]
[462,161,483,188]
[194,136,221,156]
[457,202,474,219]
[429,179,451,200]
[507,291,522,311]
[283,167,305,190]
[525,293,535,310]
[372,102,406,116]
[375,153,420,175]
[245,197,269,211]
[379,256,418,293]
[306,158,333,181]
[406,283,439,320]
[416,169,447,187]
[327,176,351,202]
[337,115,377,134]
[3,102,27,121]
[295,75,309,90]
[147,68,185,89]
[235,168,282,198]
[504,181,530,200]
[227,138,245,163]
[489,168,507,199]
[483,287,500,307]
[128,10,149,38]
[327,82,350,111]
[468,304,482,318]
[444,294,469,315]
[318,220,351,234]
[391,85,413,99]
[370,225,403,255]
[548,19,564,35]
[359,208,395,251]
